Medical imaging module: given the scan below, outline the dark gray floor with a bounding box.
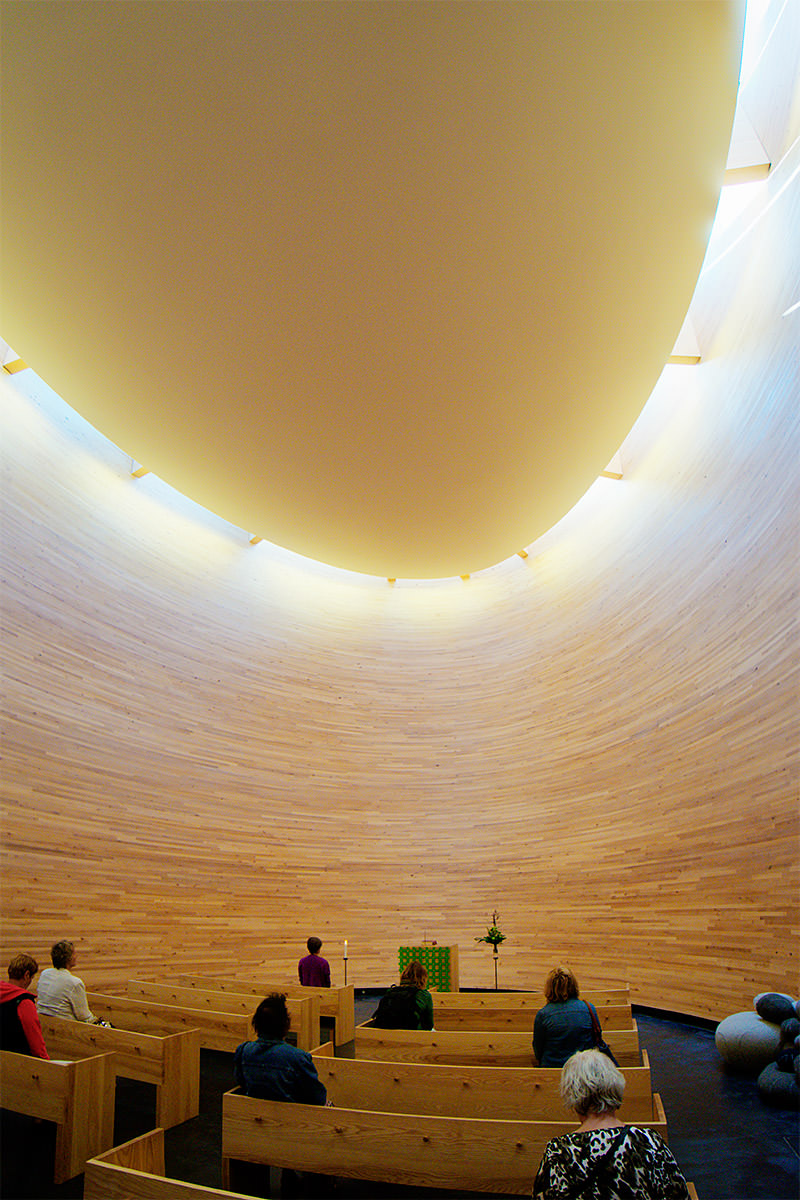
[633,1012,798,1200]
[2,1001,797,1200]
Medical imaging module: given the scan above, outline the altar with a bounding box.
[398,943,459,992]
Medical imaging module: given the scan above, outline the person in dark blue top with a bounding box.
[533,966,597,1067]
[235,992,328,1104]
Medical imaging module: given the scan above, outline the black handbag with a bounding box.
[585,1000,620,1065]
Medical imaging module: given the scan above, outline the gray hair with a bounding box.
[560,1049,625,1117]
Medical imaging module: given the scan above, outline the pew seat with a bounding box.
[0,1047,115,1184]
[40,1013,200,1129]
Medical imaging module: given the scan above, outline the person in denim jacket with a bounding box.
[234,992,328,1104]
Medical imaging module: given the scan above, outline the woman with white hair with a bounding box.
[532,1049,689,1199]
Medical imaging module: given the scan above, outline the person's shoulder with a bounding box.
[625,1125,668,1146]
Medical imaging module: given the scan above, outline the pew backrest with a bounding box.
[176,975,355,1045]
[355,1022,641,1067]
[126,980,318,1052]
[433,1002,633,1032]
[312,1048,655,1121]
[432,987,630,1009]
[88,991,252,1053]
[221,1089,667,1195]
[85,1128,252,1199]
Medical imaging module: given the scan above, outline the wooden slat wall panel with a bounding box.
[1,6,797,1020]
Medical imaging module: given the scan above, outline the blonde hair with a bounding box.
[400,961,428,989]
[544,966,579,1003]
[561,1049,625,1116]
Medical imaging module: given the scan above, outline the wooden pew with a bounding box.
[433,1002,633,1032]
[176,975,355,1046]
[39,1014,200,1129]
[355,1022,642,1067]
[124,980,318,1052]
[88,992,253,1054]
[221,1090,668,1195]
[433,986,630,1009]
[86,1126,700,1200]
[0,1047,115,1184]
[85,1128,251,1199]
[312,1047,658,1122]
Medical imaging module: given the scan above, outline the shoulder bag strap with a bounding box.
[585,999,602,1043]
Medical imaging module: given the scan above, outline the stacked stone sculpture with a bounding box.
[715,992,799,1109]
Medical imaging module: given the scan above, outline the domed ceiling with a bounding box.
[2,2,743,577]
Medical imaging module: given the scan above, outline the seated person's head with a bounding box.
[50,940,75,970]
[400,960,428,990]
[544,965,579,1003]
[7,953,38,986]
[252,993,291,1040]
[307,936,322,955]
[560,1049,625,1118]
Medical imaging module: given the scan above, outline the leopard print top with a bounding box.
[532,1126,690,1199]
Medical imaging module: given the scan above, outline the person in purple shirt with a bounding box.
[298,937,331,987]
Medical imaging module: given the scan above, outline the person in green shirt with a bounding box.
[372,960,434,1029]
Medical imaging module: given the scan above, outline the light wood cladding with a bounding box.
[1,10,798,1020]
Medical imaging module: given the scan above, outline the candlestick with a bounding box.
[343,939,348,959]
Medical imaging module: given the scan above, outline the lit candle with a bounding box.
[343,940,348,959]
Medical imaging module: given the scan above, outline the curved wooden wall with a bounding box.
[1,4,797,1019]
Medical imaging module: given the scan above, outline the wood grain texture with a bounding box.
[311,1049,656,1121]
[0,1048,116,1183]
[125,981,318,1051]
[220,1088,668,1194]
[87,993,253,1053]
[177,977,356,1045]
[354,1024,642,1068]
[432,988,630,1009]
[38,1014,200,1127]
[85,1129,251,1200]
[433,1003,633,1032]
[0,3,797,1020]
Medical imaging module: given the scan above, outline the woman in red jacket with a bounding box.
[0,953,50,1058]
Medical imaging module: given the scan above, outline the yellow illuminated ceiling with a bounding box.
[1,2,744,578]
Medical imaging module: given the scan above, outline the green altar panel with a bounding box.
[398,944,459,992]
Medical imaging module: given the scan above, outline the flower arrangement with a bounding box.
[475,909,506,951]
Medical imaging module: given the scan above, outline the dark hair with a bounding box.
[400,961,428,989]
[51,940,75,969]
[307,936,322,954]
[8,953,38,981]
[252,993,291,1040]
[544,966,579,1003]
